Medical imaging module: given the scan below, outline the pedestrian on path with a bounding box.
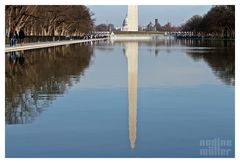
[9,26,18,47]
[19,27,25,46]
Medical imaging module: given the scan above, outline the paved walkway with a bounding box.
[5,38,108,52]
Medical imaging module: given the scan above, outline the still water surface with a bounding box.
[5,39,235,157]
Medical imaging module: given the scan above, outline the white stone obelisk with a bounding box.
[127,5,138,31]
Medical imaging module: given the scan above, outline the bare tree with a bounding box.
[5,5,95,36]
[181,5,235,38]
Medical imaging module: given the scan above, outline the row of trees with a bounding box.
[5,5,94,37]
[181,5,235,38]
[95,23,115,31]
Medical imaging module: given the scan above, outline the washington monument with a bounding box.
[128,5,138,31]
[123,5,138,31]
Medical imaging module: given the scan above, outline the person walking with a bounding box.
[18,27,25,46]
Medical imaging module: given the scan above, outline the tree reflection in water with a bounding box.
[5,44,93,124]
[138,39,234,86]
[184,40,235,86]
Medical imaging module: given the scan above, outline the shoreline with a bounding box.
[5,38,108,52]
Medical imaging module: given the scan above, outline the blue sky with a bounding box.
[88,5,212,27]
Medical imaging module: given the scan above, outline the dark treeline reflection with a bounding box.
[137,39,235,86]
[5,44,93,124]
[182,40,235,86]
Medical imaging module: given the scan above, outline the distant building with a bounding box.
[115,26,122,31]
[144,19,162,31]
[138,25,146,31]
[154,19,161,31]
[122,15,128,31]
[108,24,115,31]
[146,22,156,31]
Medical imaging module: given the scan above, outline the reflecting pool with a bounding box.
[5,39,235,157]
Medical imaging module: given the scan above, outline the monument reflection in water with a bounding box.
[124,42,138,149]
